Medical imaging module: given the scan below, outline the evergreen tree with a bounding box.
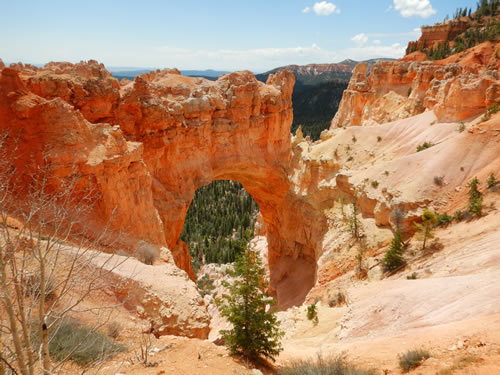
[348,199,363,240]
[382,229,405,272]
[217,248,283,361]
[415,209,438,250]
[467,177,483,216]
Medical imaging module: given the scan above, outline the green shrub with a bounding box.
[457,122,466,132]
[398,349,430,372]
[307,303,319,325]
[377,136,382,142]
[406,272,418,280]
[481,103,500,122]
[453,210,464,222]
[437,213,453,226]
[416,142,434,152]
[279,354,375,375]
[487,173,497,189]
[352,135,357,143]
[371,180,379,188]
[196,273,215,297]
[45,318,125,366]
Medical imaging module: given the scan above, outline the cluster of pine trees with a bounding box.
[180,180,259,270]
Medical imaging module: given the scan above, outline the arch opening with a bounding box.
[180,180,260,271]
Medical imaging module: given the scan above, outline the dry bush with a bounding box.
[0,137,128,374]
[135,241,159,265]
[433,176,443,186]
[106,321,123,339]
[328,291,346,308]
[279,354,375,375]
[398,349,430,372]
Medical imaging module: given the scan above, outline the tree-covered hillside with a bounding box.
[180,180,259,270]
[291,80,348,140]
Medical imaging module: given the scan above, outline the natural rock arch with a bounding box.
[114,69,326,308]
[0,62,327,309]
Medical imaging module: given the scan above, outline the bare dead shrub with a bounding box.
[135,241,159,265]
[107,321,123,339]
[0,136,128,374]
[433,176,443,186]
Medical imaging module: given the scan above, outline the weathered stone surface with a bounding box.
[331,41,499,127]
[95,252,210,339]
[0,67,166,249]
[24,60,120,123]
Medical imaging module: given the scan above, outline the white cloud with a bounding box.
[385,5,393,12]
[393,0,436,18]
[312,1,339,16]
[373,39,381,45]
[351,33,369,46]
[302,6,311,13]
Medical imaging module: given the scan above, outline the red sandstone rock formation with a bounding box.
[0,67,165,249]
[408,19,470,51]
[331,41,500,127]
[0,60,325,310]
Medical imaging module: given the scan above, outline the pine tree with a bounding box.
[348,199,363,240]
[415,209,438,250]
[382,229,406,272]
[467,177,483,216]
[217,248,283,361]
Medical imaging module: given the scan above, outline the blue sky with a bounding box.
[1,0,478,72]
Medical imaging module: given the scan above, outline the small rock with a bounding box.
[457,340,464,349]
[449,345,457,351]
[252,369,263,375]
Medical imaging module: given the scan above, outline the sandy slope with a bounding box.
[277,195,500,374]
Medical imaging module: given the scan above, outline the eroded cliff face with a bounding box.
[0,59,326,310]
[331,41,500,127]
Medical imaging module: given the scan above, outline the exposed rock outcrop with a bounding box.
[331,41,499,127]
[95,252,211,338]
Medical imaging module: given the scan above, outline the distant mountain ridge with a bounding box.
[110,68,230,79]
[256,58,395,86]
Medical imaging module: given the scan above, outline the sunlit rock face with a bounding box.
[0,60,324,309]
[331,41,500,127]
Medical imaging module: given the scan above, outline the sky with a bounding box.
[1,0,479,73]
